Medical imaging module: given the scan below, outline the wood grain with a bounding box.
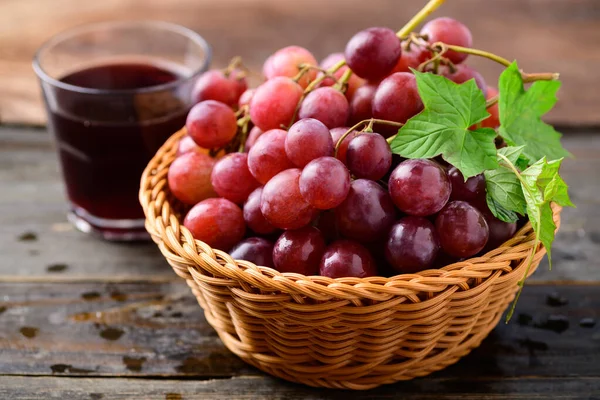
[1,376,599,400]
[1,283,599,380]
[1,0,599,126]
[1,126,599,282]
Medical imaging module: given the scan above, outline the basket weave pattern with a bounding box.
[140,128,561,390]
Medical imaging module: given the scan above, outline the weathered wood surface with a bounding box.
[1,126,599,282]
[1,376,599,400]
[0,283,599,395]
[1,0,600,126]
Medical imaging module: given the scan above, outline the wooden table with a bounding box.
[0,126,599,399]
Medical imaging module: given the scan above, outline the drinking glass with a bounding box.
[33,21,211,240]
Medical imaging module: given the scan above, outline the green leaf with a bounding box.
[484,167,526,218]
[486,194,519,223]
[497,146,526,166]
[390,70,498,178]
[498,62,571,162]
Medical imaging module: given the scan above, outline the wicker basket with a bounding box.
[140,128,561,390]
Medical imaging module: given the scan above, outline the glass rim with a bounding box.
[32,20,212,95]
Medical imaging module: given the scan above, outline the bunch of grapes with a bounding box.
[167,16,511,279]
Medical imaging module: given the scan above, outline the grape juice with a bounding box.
[45,62,190,235]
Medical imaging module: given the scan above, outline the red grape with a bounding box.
[435,201,489,257]
[263,46,318,89]
[168,151,216,205]
[391,44,431,73]
[272,226,326,275]
[319,52,365,100]
[320,240,378,278]
[230,68,248,100]
[183,198,245,251]
[211,152,260,204]
[330,127,359,165]
[315,210,338,243]
[176,135,204,156]
[389,159,451,216]
[250,77,303,131]
[298,87,349,129]
[346,132,392,180]
[238,88,255,109]
[260,169,316,230]
[285,118,334,167]
[482,87,500,129]
[348,83,377,125]
[335,179,396,242]
[441,64,487,93]
[191,70,247,107]
[230,237,274,268]
[385,216,440,273]
[372,72,424,129]
[244,126,263,152]
[420,17,472,64]
[247,129,294,185]
[344,27,402,81]
[243,187,278,235]
[186,100,238,149]
[482,211,518,252]
[448,167,486,204]
[299,156,351,209]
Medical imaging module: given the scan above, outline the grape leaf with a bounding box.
[483,147,527,222]
[498,62,571,162]
[390,70,498,178]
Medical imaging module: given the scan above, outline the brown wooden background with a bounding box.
[1,0,599,126]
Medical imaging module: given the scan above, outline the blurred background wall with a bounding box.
[1,0,599,126]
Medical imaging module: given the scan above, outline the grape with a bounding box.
[319,52,365,100]
[243,187,278,235]
[260,169,317,230]
[335,179,396,242]
[388,159,451,216]
[168,151,216,205]
[448,167,486,204]
[244,126,263,152]
[191,70,247,108]
[435,201,489,257]
[238,88,256,109]
[330,127,358,165]
[482,87,500,129]
[420,17,472,64]
[344,27,402,81]
[285,118,334,167]
[176,135,205,156]
[230,237,274,268]
[372,73,424,132]
[441,64,487,93]
[186,100,238,149]
[348,83,377,125]
[230,68,248,100]
[250,77,303,131]
[263,46,318,89]
[385,216,440,273]
[272,226,326,275]
[482,211,517,252]
[211,152,260,204]
[247,128,294,184]
[320,240,378,278]
[391,44,431,73]
[346,132,392,180]
[183,198,245,251]
[298,87,349,129]
[315,210,338,243]
[299,156,351,209]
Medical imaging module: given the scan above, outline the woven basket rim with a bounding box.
[139,128,561,297]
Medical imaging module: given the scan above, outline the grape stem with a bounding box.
[396,0,447,39]
[223,56,243,77]
[486,94,499,108]
[335,118,404,156]
[333,69,353,93]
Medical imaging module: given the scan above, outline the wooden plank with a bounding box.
[1,0,599,126]
[1,376,599,400]
[0,283,599,379]
[1,126,599,282]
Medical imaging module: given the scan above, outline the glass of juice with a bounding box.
[33,21,211,240]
